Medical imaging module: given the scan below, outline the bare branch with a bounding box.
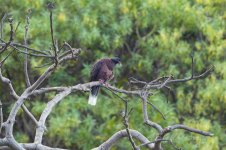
[129,77,147,85]
[9,44,54,58]
[0,39,52,57]
[0,68,39,127]
[34,89,72,144]
[24,9,32,87]
[0,41,10,57]
[141,94,163,133]
[93,129,154,150]
[0,100,2,134]
[0,14,7,39]
[21,104,39,126]
[48,6,58,65]
[0,48,15,67]
[8,18,14,42]
[161,124,214,137]
[20,143,69,150]
[0,138,8,146]
[147,100,166,120]
[153,124,213,150]
[12,43,49,55]
[14,21,21,35]
[0,69,19,99]
[104,86,127,103]
[122,100,138,150]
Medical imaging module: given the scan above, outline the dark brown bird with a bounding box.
[89,57,121,105]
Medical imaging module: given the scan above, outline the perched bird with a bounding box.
[88,57,121,105]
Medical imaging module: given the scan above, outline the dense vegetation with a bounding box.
[0,0,225,149]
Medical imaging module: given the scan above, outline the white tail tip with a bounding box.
[88,94,97,105]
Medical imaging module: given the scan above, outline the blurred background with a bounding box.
[0,0,225,149]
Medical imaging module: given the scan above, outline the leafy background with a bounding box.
[0,0,225,149]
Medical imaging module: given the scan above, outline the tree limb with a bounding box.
[34,89,72,144]
[93,129,154,150]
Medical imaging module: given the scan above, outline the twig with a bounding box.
[14,21,21,35]
[158,75,173,89]
[162,124,214,136]
[168,139,181,150]
[9,44,54,58]
[12,43,49,55]
[34,62,52,68]
[104,86,127,103]
[0,13,7,39]
[0,48,15,67]
[122,101,138,150]
[129,77,147,85]
[49,7,58,65]
[24,9,31,87]
[0,100,3,134]
[147,100,166,120]
[191,51,195,78]
[0,41,10,56]
[141,93,163,133]
[21,104,39,126]
[8,18,14,42]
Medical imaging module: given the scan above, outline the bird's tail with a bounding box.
[88,86,100,105]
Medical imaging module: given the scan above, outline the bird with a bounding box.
[88,57,121,105]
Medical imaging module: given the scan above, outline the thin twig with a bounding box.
[34,62,52,68]
[12,43,49,55]
[147,100,166,120]
[0,13,7,39]
[8,18,14,42]
[21,104,39,126]
[9,44,54,58]
[191,52,195,78]
[141,93,163,133]
[162,124,214,136]
[168,139,181,150]
[123,101,138,150]
[49,9,58,65]
[14,21,21,35]
[0,41,10,55]
[24,9,31,87]
[0,99,3,133]
[104,86,127,103]
[0,48,15,67]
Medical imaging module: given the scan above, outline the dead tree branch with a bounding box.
[24,9,32,87]
[93,129,154,150]
[0,100,2,134]
[123,100,138,150]
[34,89,72,144]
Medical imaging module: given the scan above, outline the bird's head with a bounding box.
[111,57,121,65]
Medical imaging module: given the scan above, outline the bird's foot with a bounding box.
[99,79,105,84]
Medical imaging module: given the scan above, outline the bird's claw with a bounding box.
[99,79,105,84]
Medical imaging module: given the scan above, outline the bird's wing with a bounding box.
[90,61,104,81]
[99,64,113,81]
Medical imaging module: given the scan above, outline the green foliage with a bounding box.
[0,0,225,149]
